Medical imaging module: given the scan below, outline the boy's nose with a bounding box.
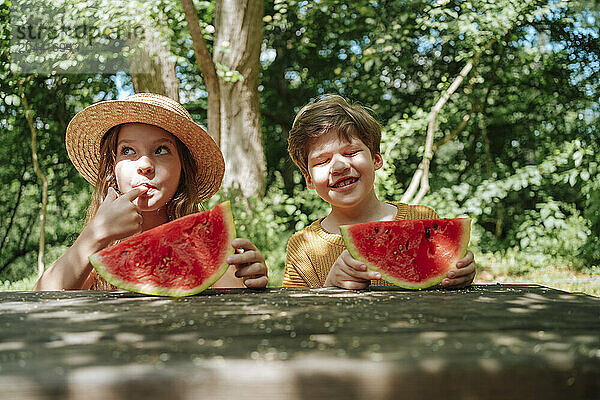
[136,156,154,175]
[330,157,350,173]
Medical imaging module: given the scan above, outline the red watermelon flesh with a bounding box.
[89,201,235,296]
[340,218,471,289]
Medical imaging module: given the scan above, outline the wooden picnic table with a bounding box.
[1,284,599,399]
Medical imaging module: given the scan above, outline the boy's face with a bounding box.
[305,129,382,210]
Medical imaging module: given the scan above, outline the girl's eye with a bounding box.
[155,145,170,155]
[120,146,134,156]
[345,150,360,156]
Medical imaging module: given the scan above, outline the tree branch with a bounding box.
[0,167,26,257]
[433,113,471,152]
[180,0,222,145]
[402,38,495,204]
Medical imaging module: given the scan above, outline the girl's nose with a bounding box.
[136,156,154,175]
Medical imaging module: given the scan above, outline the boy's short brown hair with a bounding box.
[288,95,382,178]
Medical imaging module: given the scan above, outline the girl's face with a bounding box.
[114,123,182,212]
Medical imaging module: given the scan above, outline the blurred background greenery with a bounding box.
[1,0,598,295]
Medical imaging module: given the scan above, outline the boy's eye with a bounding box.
[155,145,170,155]
[120,146,135,156]
[345,150,360,156]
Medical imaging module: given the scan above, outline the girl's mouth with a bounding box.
[330,177,358,188]
[136,183,157,196]
[136,182,156,189]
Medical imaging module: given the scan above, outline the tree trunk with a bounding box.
[20,85,48,277]
[181,0,265,197]
[130,23,180,101]
[213,0,265,197]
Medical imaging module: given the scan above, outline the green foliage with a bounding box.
[422,139,600,272]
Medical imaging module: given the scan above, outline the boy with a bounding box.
[283,95,475,289]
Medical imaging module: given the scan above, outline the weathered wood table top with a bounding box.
[1,284,599,399]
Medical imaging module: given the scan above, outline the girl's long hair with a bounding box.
[85,124,201,223]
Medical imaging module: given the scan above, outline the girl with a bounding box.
[34,93,268,291]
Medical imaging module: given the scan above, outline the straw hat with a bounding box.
[65,93,224,202]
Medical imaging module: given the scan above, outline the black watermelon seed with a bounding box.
[433,223,438,230]
[375,227,379,233]
[425,227,431,238]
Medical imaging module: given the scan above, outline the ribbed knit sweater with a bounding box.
[282,202,439,287]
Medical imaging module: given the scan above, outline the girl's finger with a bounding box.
[456,251,474,268]
[227,250,261,265]
[243,275,268,288]
[123,186,148,202]
[447,263,474,278]
[231,238,257,252]
[442,272,474,288]
[104,187,118,202]
[235,262,266,278]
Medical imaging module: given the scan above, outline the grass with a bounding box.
[0,275,39,292]
[475,268,600,297]
[474,252,600,297]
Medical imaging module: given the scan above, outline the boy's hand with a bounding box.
[324,250,381,289]
[441,250,476,289]
[227,238,268,288]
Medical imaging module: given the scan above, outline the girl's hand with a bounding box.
[441,250,476,289]
[88,186,147,248]
[324,250,381,289]
[33,186,147,291]
[226,238,268,288]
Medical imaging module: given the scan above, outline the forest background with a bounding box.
[1,0,598,294]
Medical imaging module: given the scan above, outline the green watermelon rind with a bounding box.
[340,218,471,290]
[89,201,236,297]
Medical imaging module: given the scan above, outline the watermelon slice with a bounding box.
[340,218,471,289]
[89,201,235,296]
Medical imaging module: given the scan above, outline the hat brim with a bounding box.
[66,99,224,203]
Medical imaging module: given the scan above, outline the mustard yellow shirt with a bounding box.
[283,202,439,287]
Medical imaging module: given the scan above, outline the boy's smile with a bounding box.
[331,176,359,188]
[305,130,382,210]
[114,123,182,213]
